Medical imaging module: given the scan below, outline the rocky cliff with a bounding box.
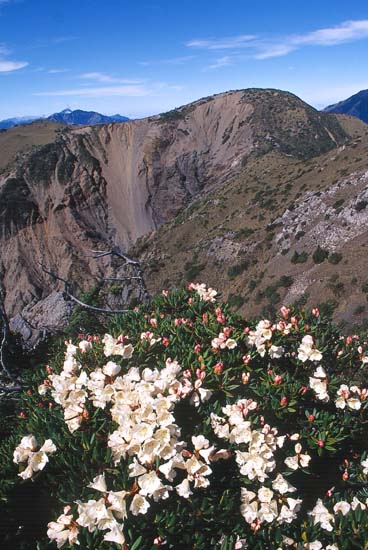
[0,89,352,342]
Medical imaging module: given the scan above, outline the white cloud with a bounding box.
[187,19,368,60]
[0,60,28,72]
[80,72,142,84]
[187,34,256,50]
[207,56,233,69]
[33,85,150,97]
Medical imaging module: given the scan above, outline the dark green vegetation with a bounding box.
[1,287,368,549]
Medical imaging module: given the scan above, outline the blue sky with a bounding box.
[1,0,368,119]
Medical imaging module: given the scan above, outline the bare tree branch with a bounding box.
[40,264,131,314]
[41,247,150,316]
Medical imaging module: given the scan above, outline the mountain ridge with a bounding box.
[0,87,366,344]
[324,89,368,124]
[0,109,129,130]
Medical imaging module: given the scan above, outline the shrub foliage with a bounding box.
[1,285,368,549]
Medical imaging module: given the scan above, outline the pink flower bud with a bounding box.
[46,365,53,374]
[242,354,251,365]
[214,362,224,375]
[280,306,290,319]
[202,313,208,325]
[317,439,325,447]
[183,369,191,378]
[150,318,157,328]
[162,289,169,296]
[162,337,170,347]
[342,470,349,481]
[223,326,231,337]
[280,396,288,407]
[273,375,283,386]
[194,344,201,353]
[312,307,320,317]
[188,298,193,305]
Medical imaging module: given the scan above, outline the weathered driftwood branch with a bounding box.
[41,247,150,315]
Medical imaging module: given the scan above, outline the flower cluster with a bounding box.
[297,335,323,362]
[4,284,368,550]
[335,384,367,410]
[188,282,217,302]
[13,435,56,480]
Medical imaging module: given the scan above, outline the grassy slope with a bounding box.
[0,120,65,172]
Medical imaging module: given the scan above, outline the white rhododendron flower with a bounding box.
[78,340,92,353]
[284,443,311,471]
[333,501,350,515]
[309,367,329,402]
[271,473,297,494]
[102,361,121,377]
[361,457,368,475]
[130,494,150,516]
[102,521,126,544]
[298,335,322,362]
[309,499,334,531]
[175,478,193,499]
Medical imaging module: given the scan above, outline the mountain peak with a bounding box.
[324,89,368,123]
[0,109,130,130]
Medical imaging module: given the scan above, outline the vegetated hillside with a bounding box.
[0,120,66,172]
[324,89,368,124]
[0,88,358,343]
[134,114,368,331]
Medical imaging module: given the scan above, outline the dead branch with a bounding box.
[41,247,150,315]
[40,265,131,314]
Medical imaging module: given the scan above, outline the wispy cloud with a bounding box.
[0,60,28,72]
[33,85,150,97]
[207,56,233,69]
[257,19,368,59]
[0,43,28,72]
[139,55,196,66]
[188,19,368,60]
[187,35,256,50]
[80,72,142,84]
[48,68,69,74]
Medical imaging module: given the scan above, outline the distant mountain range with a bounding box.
[0,109,129,130]
[324,89,368,123]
